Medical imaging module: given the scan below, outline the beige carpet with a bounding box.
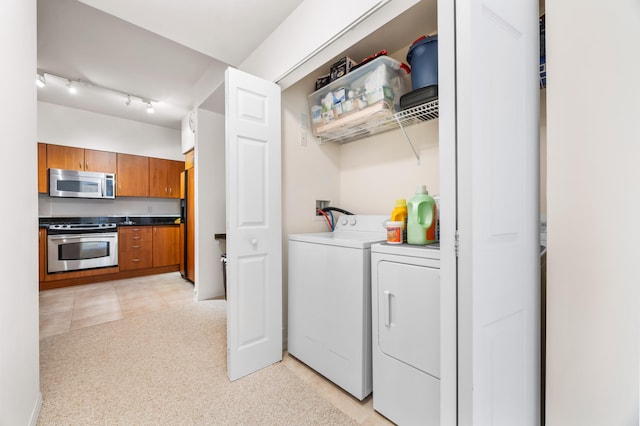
[38,300,355,425]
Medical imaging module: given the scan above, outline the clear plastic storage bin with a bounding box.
[308,56,410,140]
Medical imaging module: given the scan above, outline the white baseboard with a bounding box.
[29,392,42,426]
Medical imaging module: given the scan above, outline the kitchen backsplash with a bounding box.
[38,194,180,217]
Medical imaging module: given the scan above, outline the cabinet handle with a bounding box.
[165,187,168,193]
[79,160,82,169]
[131,245,141,248]
[131,236,141,240]
[169,187,172,194]
[132,259,141,262]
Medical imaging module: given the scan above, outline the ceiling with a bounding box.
[37,0,438,131]
[36,0,304,129]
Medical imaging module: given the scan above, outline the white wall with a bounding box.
[339,122,439,214]
[38,101,182,160]
[546,1,640,424]
[37,101,182,217]
[193,109,226,301]
[282,73,342,237]
[0,0,42,424]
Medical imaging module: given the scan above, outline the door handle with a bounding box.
[383,290,392,327]
[250,239,257,246]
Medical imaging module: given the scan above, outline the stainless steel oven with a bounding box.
[47,223,118,273]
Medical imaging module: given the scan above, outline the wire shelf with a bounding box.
[316,99,439,144]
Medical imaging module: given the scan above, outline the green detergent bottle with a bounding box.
[407,185,436,245]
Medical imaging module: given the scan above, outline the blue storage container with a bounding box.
[406,35,438,90]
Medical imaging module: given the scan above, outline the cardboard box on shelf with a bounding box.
[315,74,331,90]
[330,57,357,82]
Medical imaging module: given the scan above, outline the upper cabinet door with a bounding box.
[84,149,116,173]
[117,153,149,197]
[46,144,84,171]
[167,160,184,198]
[149,157,167,198]
[149,158,184,198]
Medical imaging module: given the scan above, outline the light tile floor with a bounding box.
[39,272,196,338]
[39,272,393,425]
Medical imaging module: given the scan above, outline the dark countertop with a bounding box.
[39,216,180,228]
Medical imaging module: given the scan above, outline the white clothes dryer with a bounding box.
[371,242,441,425]
[288,215,388,400]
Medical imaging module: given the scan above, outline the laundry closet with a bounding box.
[278,0,541,423]
[208,0,540,422]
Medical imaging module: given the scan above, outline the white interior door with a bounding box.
[225,67,282,381]
[456,0,540,424]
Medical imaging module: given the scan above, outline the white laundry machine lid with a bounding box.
[289,230,387,249]
[288,215,389,249]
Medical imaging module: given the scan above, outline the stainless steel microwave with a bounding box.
[49,168,116,199]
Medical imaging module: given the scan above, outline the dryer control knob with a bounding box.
[341,218,348,226]
[349,218,357,226]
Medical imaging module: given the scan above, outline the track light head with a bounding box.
[125,95,131,106]
[146,101,154,114]
[66,80,77,95]
[36,73,46,88]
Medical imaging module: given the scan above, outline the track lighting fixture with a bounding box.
[66,80,77,94]
[36,70,161,115]
[36,73,46,88]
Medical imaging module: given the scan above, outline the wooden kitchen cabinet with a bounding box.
[152,225,180,267]
[46,144,84,171]
[84,149,117,173]
[117,153,149,197]
[38,143,48,193]
[149,158,184,198]
[46,144,116,173]
[119,226,153,270]
[185,149,194,170]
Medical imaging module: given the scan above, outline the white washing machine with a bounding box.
[371,242,441,425]
[288,215,388,400]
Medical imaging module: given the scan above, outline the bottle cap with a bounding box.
[395,198,406,207]
[416,184,428,194]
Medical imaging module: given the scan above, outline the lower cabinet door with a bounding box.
[152,225,179,267]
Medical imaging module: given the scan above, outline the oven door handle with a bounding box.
[48,234,117,241]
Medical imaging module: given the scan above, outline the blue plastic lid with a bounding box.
[407,34,438,64]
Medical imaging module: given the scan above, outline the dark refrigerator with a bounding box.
[180,169,195,282]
